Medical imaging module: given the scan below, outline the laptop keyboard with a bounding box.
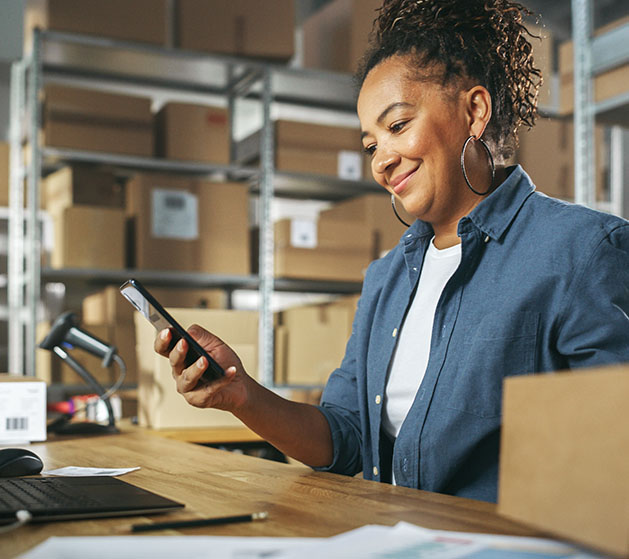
[0,478,101,512]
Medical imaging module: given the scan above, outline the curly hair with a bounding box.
[357,0,543,159]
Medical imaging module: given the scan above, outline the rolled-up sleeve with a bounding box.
[314,295,367,476]
[557,224,629,366]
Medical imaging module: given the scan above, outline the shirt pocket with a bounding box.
[446,310,540,418]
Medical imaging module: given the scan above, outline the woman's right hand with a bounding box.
[153,324,255,414]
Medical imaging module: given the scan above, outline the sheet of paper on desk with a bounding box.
[275,522,607,559]
[18,535,317,559]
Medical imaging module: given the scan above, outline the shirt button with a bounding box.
[392,328,398,337]
[484,235,490,243]
[412,267,417,272]
[375,394,381,405]
[373,466,379,477]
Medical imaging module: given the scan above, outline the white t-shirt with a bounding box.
[382,238,462,441]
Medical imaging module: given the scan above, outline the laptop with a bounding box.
[0,476,184,524]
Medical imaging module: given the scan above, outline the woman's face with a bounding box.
[358,55,485,230]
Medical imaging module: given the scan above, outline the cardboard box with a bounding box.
[51,206,126,269]
[25,0,168,48]
[319,193,412,258]
[135,308,258,429]
[302,0,381,74]
[498,364,629,557]
[43,84,153,156]
[177,0,295,61]
[272,218,372,282]
[82,286,227,325]
[0,374,47,443]
[515,117,606,201]
[0,142,8,207]
[558,17,629,115]
[44,165,124,215]
[126,174,250,275]
[155,103,230,164]
[275,296,358,385]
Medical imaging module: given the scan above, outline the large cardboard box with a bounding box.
[25,0,168,48]
[43,84,153,157]
[0,374,47,443]
[275,296,358,386]
[319,193,412,258]
[515,117,606,201]
[44,165,124,215]
[135,308,258,429]
[498,365,629,557]
[274,120,364,179]
[51,206,126,269]
[0,142,8,207]
[154,103,230,164]
[273,218,372,282]
[558,17,629,115]
[126,174,250,275]
[302,0,381,74]
[177,0,294,61]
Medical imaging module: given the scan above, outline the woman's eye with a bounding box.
[390,121,407,133]
[363,145,376,156]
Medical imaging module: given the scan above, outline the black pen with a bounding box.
[131,511,268,532]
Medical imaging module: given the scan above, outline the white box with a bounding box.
[0,374,47,443]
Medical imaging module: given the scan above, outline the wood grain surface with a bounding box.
[3,430,542,558]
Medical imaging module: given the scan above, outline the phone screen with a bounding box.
[119,279,224,382]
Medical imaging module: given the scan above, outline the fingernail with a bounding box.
[226,366,237,374]
[160,329,169,340]
[197,357,206,369]
[178,339,185,350]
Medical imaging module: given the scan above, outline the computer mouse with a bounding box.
[0,448,44,477]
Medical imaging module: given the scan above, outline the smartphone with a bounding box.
[119,279,224,382]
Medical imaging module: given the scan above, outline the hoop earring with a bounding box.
[391,194,412,227]
[460,135,495,196]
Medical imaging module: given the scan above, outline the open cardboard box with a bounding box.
[498,364,629,557]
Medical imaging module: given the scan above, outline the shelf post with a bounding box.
[25,28,44,376]
[8,61,27,375]
[258,68,275,387]
[571,0,595,208]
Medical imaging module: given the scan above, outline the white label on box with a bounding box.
[151,188,199,240]
[338,150,363,180]
[290,219,318,248]
[0,381,46,442]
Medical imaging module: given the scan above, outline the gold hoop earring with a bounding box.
[460,135,495,196]
[391,194,412,227]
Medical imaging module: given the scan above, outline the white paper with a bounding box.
[337,150,363,180]
[0,380,47,443]
[290,219,317,248]
[19,535,315,559]
[41,466,140,477]
[151,188,199,240]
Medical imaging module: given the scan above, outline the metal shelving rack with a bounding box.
[571,0,629,216]
[9,29,379,385]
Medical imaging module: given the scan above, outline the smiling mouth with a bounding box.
[390,167,419,195]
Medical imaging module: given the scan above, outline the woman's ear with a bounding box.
[466,86,492,139]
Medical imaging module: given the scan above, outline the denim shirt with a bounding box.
[316,165,629,503]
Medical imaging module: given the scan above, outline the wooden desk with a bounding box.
[4,430,542,558]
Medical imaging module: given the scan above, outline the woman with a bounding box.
[155,0,629,503]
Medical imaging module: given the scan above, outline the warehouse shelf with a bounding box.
[40,30,358,112]
[40,268,362,295]
[10,28,371,388]
[42,147,381,201]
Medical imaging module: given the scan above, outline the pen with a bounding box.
[131,511,268,532]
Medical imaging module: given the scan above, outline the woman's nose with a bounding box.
[373,148,400,177]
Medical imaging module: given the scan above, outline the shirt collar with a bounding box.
[401,165,536,245]
[460,165,535,241]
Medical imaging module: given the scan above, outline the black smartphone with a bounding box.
[119,279,224,382]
